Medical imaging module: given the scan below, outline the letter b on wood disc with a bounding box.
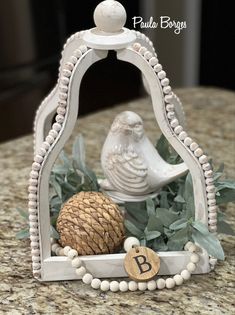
[124,246,160,281]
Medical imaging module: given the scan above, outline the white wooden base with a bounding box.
[41,250,210,281]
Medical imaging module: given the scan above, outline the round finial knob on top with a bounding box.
[94,0,127,33]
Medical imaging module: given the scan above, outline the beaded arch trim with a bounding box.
[28,32,218,278]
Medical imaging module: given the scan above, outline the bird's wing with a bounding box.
[105,145,149,193]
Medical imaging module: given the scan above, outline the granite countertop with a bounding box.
[0,87,234,315]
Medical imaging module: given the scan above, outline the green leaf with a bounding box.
[16,228,29,239]
[152,236,168,251]
[217,221,235,236]
[146,198,155,216]
[144,229,161,241]
[72,135,86,170]
[50,225,60,239]
[169,218,188,230]
[192,220,209,234]
[216,180,235,191]
[147,214,164,233]
[159,191,170,208]
[192,228,224,260]
[167,227,189,251]
[124,220,143,238]
[174,195,185,203]
[140,238,147,246]
[16,208,28,221]
[216,188,235,204]
[156,134,171,161]
[155,208,179,226]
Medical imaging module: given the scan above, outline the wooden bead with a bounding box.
[119,281,128,292]
[128,281,138,291]
[71,257,82,268]
[82,273,93,284]
[75,266,86,277]
[161,78,170,87]
[67,249,78,260]
[149,57,158,66]
[110,281,119,292]
[170,119,179,128]
[138,282,147,291]
[190,142,199,151]
[187,262,196,272]
[158,70,166,80]
[194,148,203,157]
[124,237,140,252]
[181,270,191,280]
[184,137,193,146]
[63,246,71,256]
[156,278,165,289]
[154,64,162,73]
[133,42,141,51]
[124,246,160,281]
[173,274,184,286]
[100,280,110,292]
[147,280,157,291]
[190,253,200,263]
[163,86,172,94]
[179,131,188,141]
[202,163,211,171]
[174,125,183,134]
[199,155,208,164]
[166,278,175,289]
[91,278,101,289]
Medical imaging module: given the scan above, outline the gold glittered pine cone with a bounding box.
[56,191,125,255]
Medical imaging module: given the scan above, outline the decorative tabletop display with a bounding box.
[26,0,235,292]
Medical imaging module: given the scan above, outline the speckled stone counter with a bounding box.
[0,88,234,315]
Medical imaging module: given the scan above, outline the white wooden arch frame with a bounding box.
[29,31,218,281]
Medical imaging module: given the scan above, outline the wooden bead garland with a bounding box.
[52,238,201,292]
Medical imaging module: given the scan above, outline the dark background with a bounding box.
[0,0,234,142]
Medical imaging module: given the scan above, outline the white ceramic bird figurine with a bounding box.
[100,111,188,201]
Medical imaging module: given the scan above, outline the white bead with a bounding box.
[30,227,38,235]
[149,57,158,66]
[110,281,119,292]
[30,170,39,179]
[166,104,175,111]
[170,119,179,128]
[62,69,72,78]
[58,248,65,256]
[59,85,68,93]
[57,106,66,115]
[42,141,50,151]
[91,278,101,289]
[28,193,37,201]
[181,270,191,280]
[94,0,126,32]
[32,249,40,256]
[133,42,141,51]
[124,237,140,252]
[49,129,58,139]
[174,125,183,134]
[32,262,41,270]
[184,137,193,146]
[147,280,157,291]
[100,280,110,292]
[209,258,217,266]
[63,246,71,256]
[208,199,216,206]
[58,100,67,107]
[167,112,175,120]
[59,92,67,100]
[161,78,170,87]
[32,162,41,171]
[51,243,60,252]
[154,64,162,73]
[29,214,37,222]
[199,155,208,164]
[208,206,218,213]
[29,221,38,228]
[209,219,217,226]
[128,281,138,291]
[194,148,203,157]
[165,278,175,289]
[53,123,62,132]
[190,142,199,151]
[55,247,62,256]
[76,266,86,277]
[206,185,216,193]
[209,226,217,233]
[139,47,147,55]
[79,45,87,54]
[208,212,217,220]
[206,178,214,186]
[30,235,39,242]
[173,274,184,286]
[82,273,93,285]
[34,155,43,164]
[158,70,166,80]
[67,249,78,260]
[56,114,65,123]
[74,49,82,58]
[61,76,70,85]
[190,253,200,263]
[71,257,82,268]
[157,278,166,289]
[28,201,37,208]
[188,244,197,253]
[179,131,188,141]
[202,163,211,171]
[205,170,213,178]
[187,262,196,272]
[46,135,54,145]
[163,86,172,94]
[164,94,173,103]
[29,178,38,186]
[184,241,193,251]
[64,62,74,71]
[70,56,78,64]
[138,282,147,291]
[144,51,153,60]
[119,281,128,292]
[38,148,46,157]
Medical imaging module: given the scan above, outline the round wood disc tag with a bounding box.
[124,246,160,281]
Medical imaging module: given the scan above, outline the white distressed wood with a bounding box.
[41,250,210,281]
